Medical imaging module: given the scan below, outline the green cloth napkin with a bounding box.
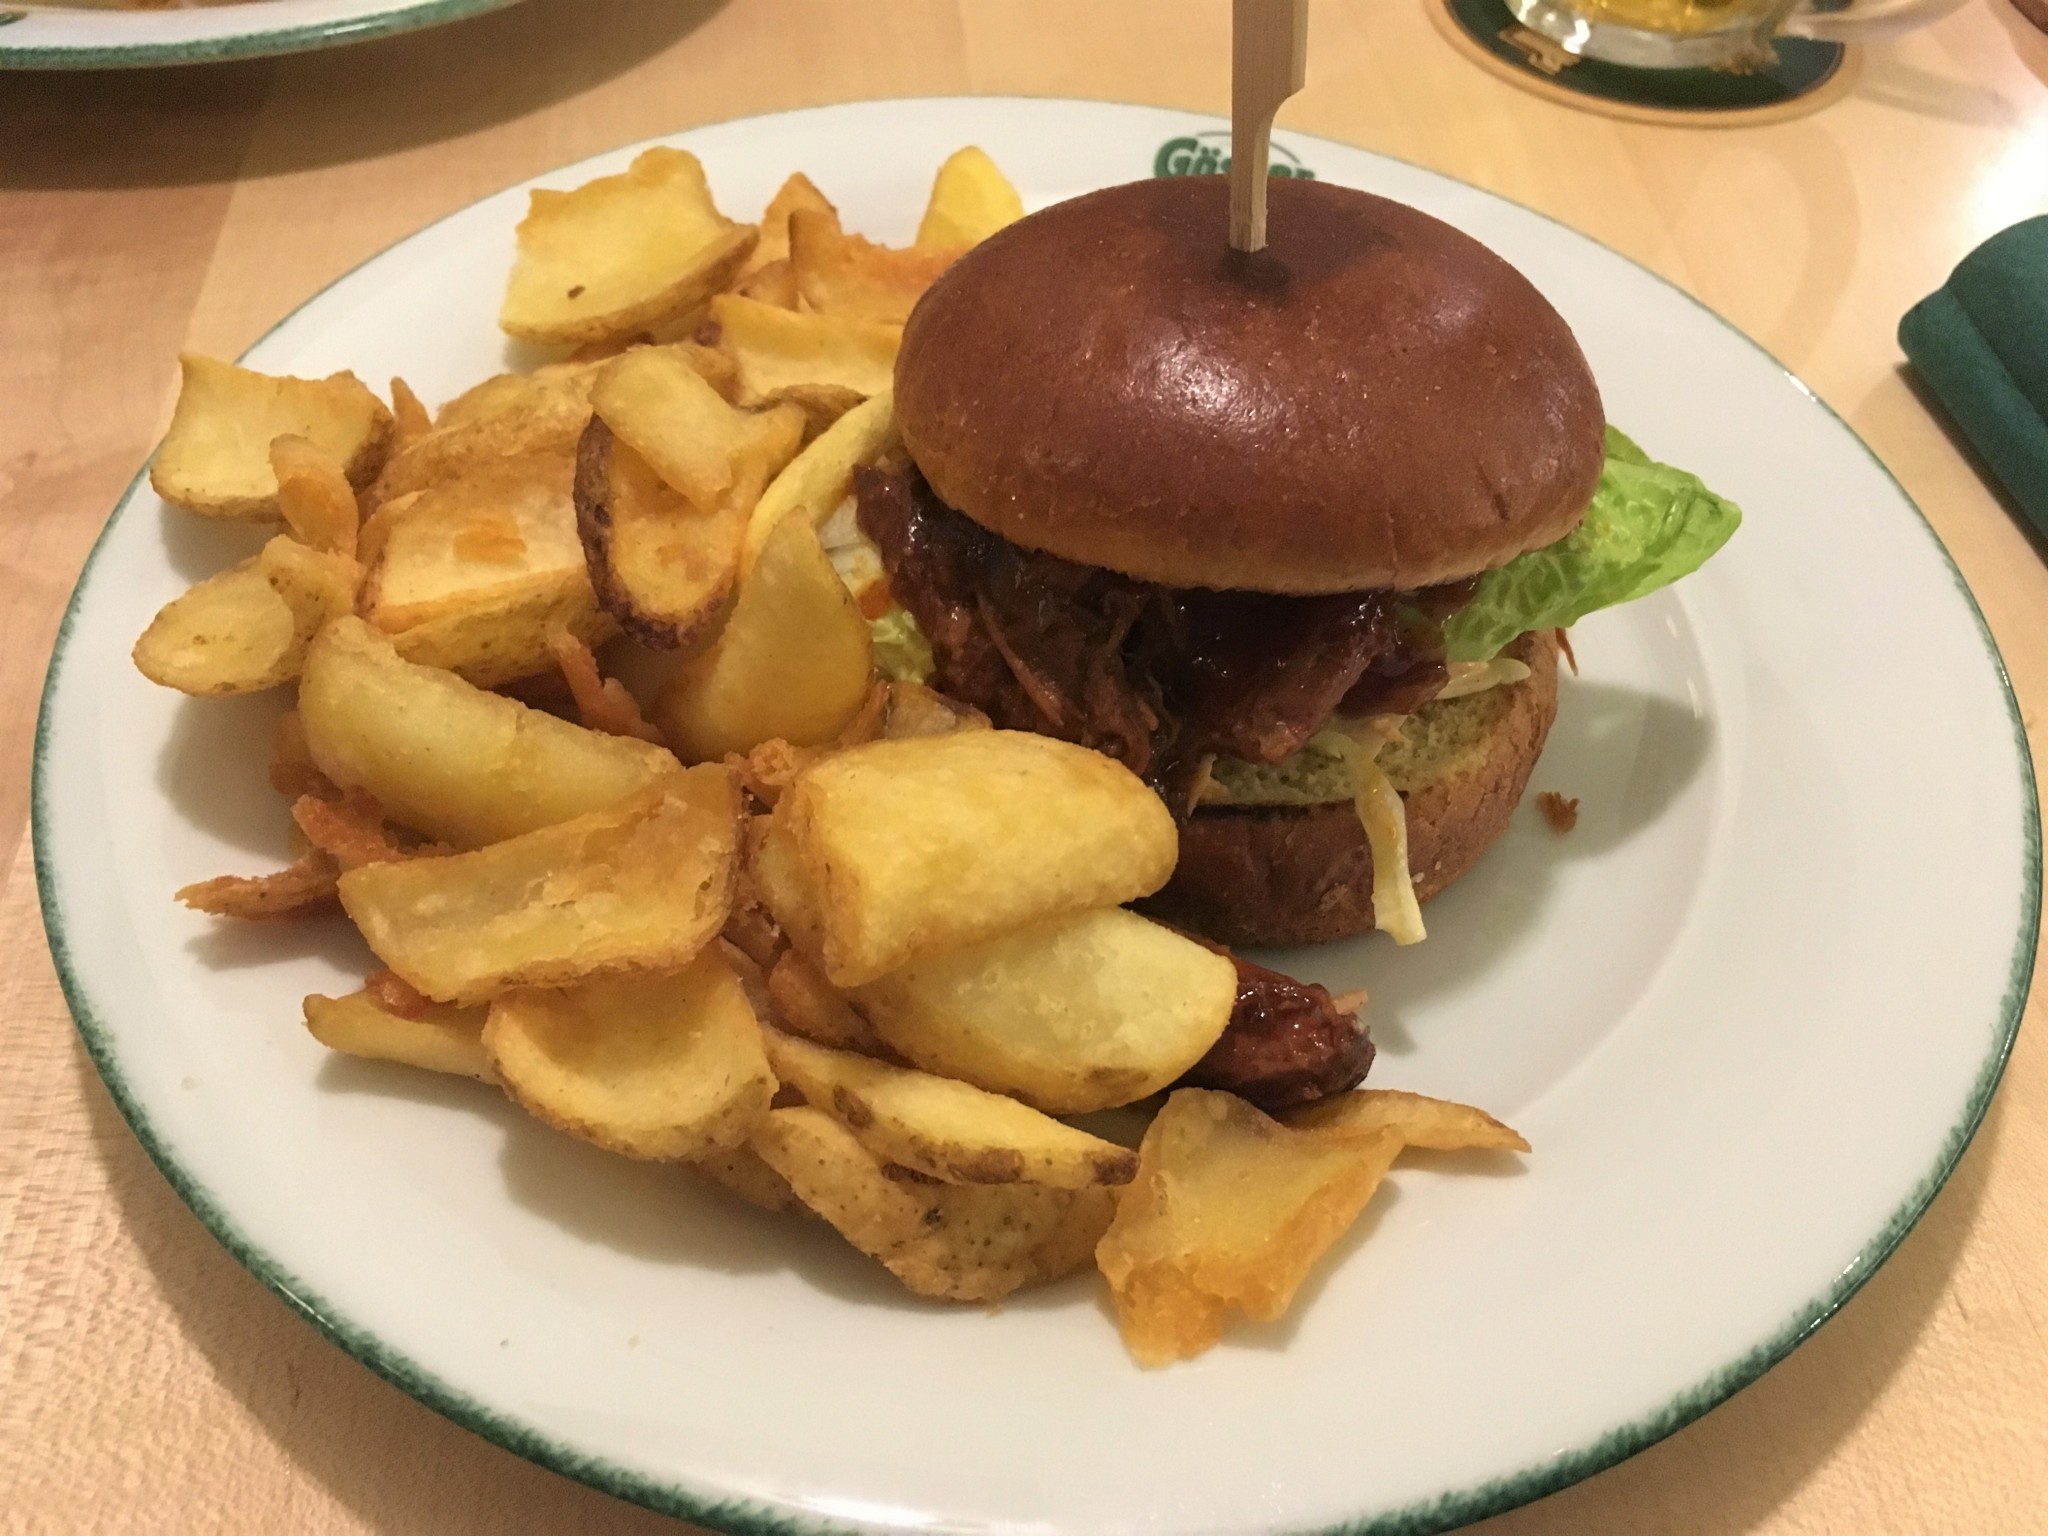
[1899,215,2048,540]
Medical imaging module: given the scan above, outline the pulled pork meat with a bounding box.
[1178,949,1375,1111]
[856,464,1468,802]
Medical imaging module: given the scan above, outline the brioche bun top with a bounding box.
[893,175,1606,593]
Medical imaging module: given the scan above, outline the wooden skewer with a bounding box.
[1229,0,1310,253]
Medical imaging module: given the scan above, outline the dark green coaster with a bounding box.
[1436,0,1847,118]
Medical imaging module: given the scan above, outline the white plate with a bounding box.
[34,98,2037,1535]
[0,0,519,70]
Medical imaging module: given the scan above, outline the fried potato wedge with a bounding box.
[359,455,608,685]
[741,389,897,575]
[300,617,676,846]
[655,512,873,762]
[916,146,1026,250]
[576,419,756,651]
[775,730,1179,986]
[271,435,359,557]
[765,947,890,1055]
[710,294,900,404]
[751,1106,1114,1302]
[338,767,738,1004]
[1283,1089,1530,1153]
[1096,1090,1403,1366]
[151,355,392,519]
[591,345,804,518]
[134,535,359,696]
[743,171,837,275]
[788,208,961,325]
[303,988,492,1081]
[500,147,756,347]
[484,948,773,1160]
[760,1022,1136,1188]
[691,1142,808,1214]
[857,907,1235,1114]
[371,361,602,506]
[749,814,827,958]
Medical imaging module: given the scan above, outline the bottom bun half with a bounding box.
[1143,631,1560,948]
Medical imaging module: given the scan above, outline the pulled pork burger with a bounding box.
[852,173,1739,951]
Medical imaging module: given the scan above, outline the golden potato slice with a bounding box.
[591,345,804,517]
[761,1022,1136,1188]
[1283,1089,1531,1153]
[338,766,738,1004]
[691,1143,808,1214]
[1095,1090,1403,1366]
[574,416,790,652]
[372,363,601,507]
[300,617,677,847]
[749,815,828,959]
[917,146,1026,250]
[500,147,757,347]
[387,582,611,689]
[775,730,1179,986]
[762,382,865,442]
[742,171,837,275]
[133,535,359,696]
[151,355,392,519]
[856,908,1236,1114]
[484,948,773,1160]
[303,988,492,1081]
[741,389,897,575]
[389,377,432,449]
[270,435,359,557]
[710,294,901,404]
[765,947,890,1055]
[654,513,873,762]
[751,1106,1114,1302]
[788,209,961,325]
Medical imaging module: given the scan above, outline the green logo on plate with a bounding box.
[1153,130,1316,180]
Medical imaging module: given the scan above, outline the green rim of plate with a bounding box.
[31,98,2041,1536]
[0,0,519,70]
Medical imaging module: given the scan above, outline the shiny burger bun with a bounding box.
[894,176,1606,594]
[1143,632,1560,947]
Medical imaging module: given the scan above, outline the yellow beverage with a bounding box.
[1564,0,1759,34]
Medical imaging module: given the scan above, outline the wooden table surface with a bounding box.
[5,2,2047,1531]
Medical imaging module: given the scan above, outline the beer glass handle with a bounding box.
[1783,0,1969,41]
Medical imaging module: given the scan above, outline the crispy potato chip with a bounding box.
[291,791,416,869]
[751,1106,1114,1302]
[741,389,897,574]
[744,171,837,274]
[857,907,1236,1114]
[300,617,677,846]
[1283,1089,1530,1153]
[385,578,611,688]
[304,988,492,1080]
[1096,1090,1403,1365]
[389,377,432,450]
[655,512,873,762]
[761,1023,1136,1188]
[178,847,339,921]
[765,947,890,1055]
[271,435,360,557]
[544,623,665,744]
[338,767,738,1004]
[691,1143,808,1214]
[134,535,359,696]
[731,259,800,309]
[151,355,392,519]
[484,948,773,1160]
[500,147,756,347]
[710,294,901,404]
[917,146,1026,250]
[747,815,827,960]
[788,208,961,325]
[591,345,804,516]
[776,730,1180,986]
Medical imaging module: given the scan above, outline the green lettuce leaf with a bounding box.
[1441,426,1740,662]
[870,606,934,683]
